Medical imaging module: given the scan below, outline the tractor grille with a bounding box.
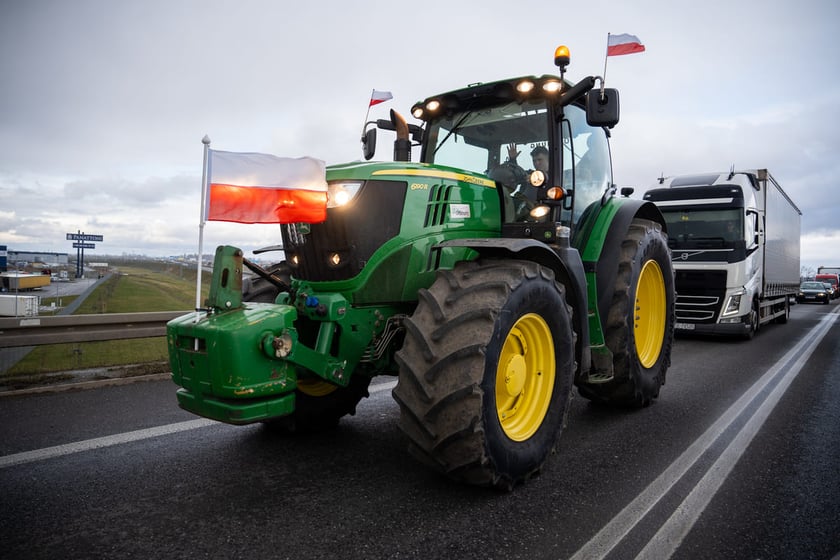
[424,184,454,227]
[283,180,406,282]
[674,269,727,323]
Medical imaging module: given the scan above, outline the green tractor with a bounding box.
[167,46,675,489]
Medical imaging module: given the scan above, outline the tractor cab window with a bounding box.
[561,105,612,225]
[424,99,549,222]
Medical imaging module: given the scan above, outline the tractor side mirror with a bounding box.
[362,128,377,160]
[586,88,620,128]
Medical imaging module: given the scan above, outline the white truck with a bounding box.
[0,294,39,317]
[643,169,800,338]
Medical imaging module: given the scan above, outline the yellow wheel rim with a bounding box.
[634,259,666,368]
[495,313,555,442]
[297,378,337,397]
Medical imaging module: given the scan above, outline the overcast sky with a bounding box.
[1,0,838,273]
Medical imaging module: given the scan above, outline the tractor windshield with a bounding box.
[423,97,612,225]
[424,99,550,222]
[426,99,549,183]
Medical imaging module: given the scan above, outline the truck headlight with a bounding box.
[327,181,363,208]
[721,293,743,317]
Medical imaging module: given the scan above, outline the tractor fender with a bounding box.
[434,237,590,375]
[585,199,668,331]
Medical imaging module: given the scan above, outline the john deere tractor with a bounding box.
[167,46,675,489]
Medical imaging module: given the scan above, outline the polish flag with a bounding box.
[369,89,393,107]
[205,150,327,224]
[607,33,645,56]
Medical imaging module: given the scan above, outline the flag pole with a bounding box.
[602,33,611,95]
[361,89,374,138]
[196,135,211,313]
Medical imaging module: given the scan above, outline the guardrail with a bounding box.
[0,311,190,348]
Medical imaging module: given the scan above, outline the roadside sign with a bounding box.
[72,242,96,249]
[66,233,103,242]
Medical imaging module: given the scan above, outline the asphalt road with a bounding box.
[1,302,839,560]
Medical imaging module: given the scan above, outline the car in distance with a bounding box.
[796,281,831,304]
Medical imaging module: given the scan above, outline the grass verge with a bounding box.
[3,260,208,380]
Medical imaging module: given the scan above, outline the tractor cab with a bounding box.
[412,78,615,229]
[362,47,620,233]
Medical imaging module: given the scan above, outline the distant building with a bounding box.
[7,250,70,269]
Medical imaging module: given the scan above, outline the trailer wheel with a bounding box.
[393,260,576,489]
[243,261,370,433]
[579,218,675,407]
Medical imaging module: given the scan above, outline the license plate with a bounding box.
[675,322,695,330]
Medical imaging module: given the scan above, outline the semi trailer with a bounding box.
[644,169,800,338]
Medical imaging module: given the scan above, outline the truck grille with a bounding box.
[674,269,727,323]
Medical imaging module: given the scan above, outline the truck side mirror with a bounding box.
[586,88,620,128]
[362,128,377,160]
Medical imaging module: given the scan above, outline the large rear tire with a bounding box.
[244,261,370,433]
[578,218,675,407]
[393,260,576,489]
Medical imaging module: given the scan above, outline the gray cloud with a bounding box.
[1,0,839,272]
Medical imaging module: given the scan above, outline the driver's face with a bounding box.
[532,153,549,172]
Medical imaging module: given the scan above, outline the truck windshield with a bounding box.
[661,208,745,254]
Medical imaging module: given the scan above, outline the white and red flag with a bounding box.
[205,150,327,224]
[607,33,645,56]
[369,89,393,107]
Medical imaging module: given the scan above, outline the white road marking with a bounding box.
[0,378,399,470]
[370,379,397,394]
[0,418,217,469]
[570,309,839,560]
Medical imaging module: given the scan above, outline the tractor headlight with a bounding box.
[529,170,547,188]
[529,205,551,219]
[516,80,535,94]
[327,181,363,208]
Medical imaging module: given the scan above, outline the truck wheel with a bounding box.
[242,261,370,433]
[579,218,674,407]
[744,300,760,339]
[393,260,576,489]
[775,298,790,324]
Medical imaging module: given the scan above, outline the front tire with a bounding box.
[578,218,675,407]
[262,375,371,434]
[393,260,576,489]
[244,261,370,434]
[242,261,291,303]
[743,299,760,339]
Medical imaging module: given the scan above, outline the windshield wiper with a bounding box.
[433,110,475,156]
